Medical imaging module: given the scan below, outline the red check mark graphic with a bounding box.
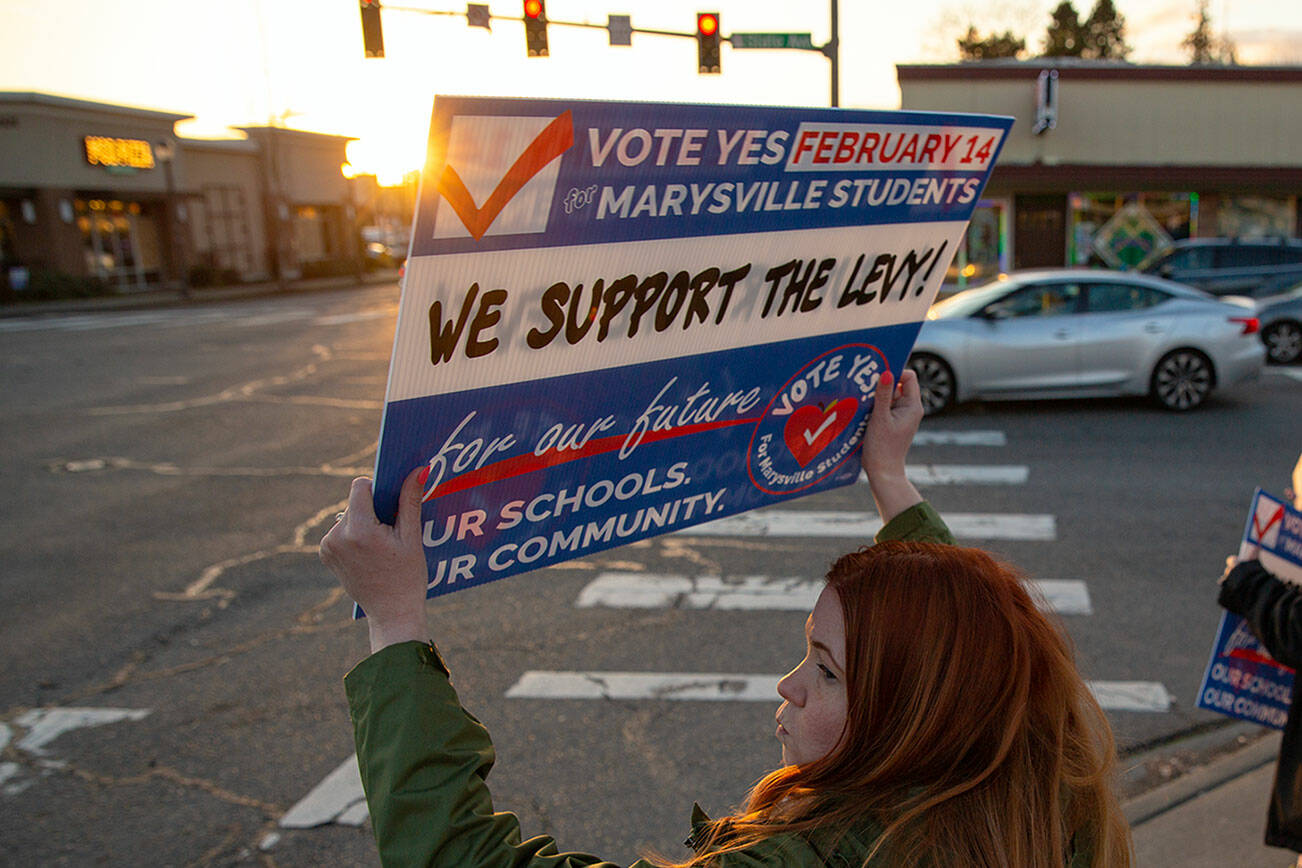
[437,111,574,240]
[1253,504,1285,541]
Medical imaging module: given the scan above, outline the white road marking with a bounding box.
[280,755,368,829]
[872,465,1029,485]
[913,430,1007,446]
[1264,368,1302,382]
[506,672,1170,711]
[575,573,1091,616]
[681,511,1056,541]
[1088,681,1172,712]
[13,707,152,755]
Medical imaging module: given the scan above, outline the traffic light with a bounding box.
[523,0,548,57]
[359,0,384,58]
[696,12,720,74]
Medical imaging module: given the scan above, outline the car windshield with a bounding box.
[930,282,1014,319]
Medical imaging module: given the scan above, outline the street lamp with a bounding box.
[155,139,189,297]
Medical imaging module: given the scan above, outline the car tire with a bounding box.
[1150,349,1214,411]
[907,353,955,415]
[1263,321,1302,364]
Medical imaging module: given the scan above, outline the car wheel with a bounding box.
[1150,349,1214,411]
[1263,321,1302,364]
[907,353,955,415]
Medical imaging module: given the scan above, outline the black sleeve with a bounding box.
[1219,560,1302,670]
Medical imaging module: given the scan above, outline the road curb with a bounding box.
[0,272,399,319]
[1123,724,1280,827]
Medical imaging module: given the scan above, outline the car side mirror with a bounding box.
[1159,264,1174,278]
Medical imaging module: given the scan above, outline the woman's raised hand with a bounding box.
[320,467,430,653]
[861,368,925,524]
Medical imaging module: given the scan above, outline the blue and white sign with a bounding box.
[1197,490,1302,728]
[374,96,1012,597]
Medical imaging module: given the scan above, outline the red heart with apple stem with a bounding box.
[783,398,858,468]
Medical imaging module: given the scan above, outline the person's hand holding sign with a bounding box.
[321,468,428,653]
[860,367,926,525]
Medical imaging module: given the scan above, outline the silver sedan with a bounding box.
[907,270,1265,414]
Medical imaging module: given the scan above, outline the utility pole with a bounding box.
[826,0,839,107]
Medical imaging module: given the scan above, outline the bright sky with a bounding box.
[2,0,1298,184]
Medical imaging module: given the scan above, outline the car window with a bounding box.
[1217,245,1273,267]
[1085,283,1169,312]
[1167,247,1214,270]
[983,283,1082,319]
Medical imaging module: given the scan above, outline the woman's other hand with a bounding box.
[321,468,430,653]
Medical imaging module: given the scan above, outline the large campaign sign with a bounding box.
[374,96,1012,597]
[1197,490,1302,728]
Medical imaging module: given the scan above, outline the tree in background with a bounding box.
[958,25,1026,60]
[1083,0,1130,59]
[1183,0,1237,64]
[1043,1,1086,57]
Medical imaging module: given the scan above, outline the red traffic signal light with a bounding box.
[696,12,720,74]
[523,0,548,56]
[359,0,384,58]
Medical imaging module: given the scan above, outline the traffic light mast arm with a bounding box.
[377,4,700,38]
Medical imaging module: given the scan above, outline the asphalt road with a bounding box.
[0,284,1298,866]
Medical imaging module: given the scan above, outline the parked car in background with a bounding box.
[1254,284,1302,364]
[1142,237,1302,297]
[907,270,1264,414]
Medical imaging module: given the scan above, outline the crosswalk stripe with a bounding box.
[913,430,1006,446]
[895,465,1028,485]
[280,755,369,828]
[575,573,1090,616]
[682,511,1055,541]
[505,672,1170,712]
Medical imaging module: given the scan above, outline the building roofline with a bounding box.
[0,90,194,122]
[897,62,1302,84]
[236,125,357,145]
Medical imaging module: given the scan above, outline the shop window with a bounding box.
[0,201,15,268]
[292,205,332,262]
[949,199,1009,289]
[1069,193,1195,270]
[74,197,161,288]
[1214,196,1296,239]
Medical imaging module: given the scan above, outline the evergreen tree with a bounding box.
[1183,0,1236,64]
[958,25,1026,60]
[1043,1,1086,57]
[1084,0,1130,59]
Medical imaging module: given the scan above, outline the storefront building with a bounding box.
[896,62,1302,287]
[0,92,358,295]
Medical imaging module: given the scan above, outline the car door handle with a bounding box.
[1054,329,1073,339]
[1143,322,1163,333]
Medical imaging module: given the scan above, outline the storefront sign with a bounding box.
[83,136,155,171]
[1197,490,1302,729]
[373,96,1011,598]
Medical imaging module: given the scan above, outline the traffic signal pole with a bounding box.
[363,2,843,108]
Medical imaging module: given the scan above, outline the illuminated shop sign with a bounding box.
[84,136,155,170]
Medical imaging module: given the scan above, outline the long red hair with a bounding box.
[669,541,1130,866]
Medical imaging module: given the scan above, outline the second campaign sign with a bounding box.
[374,96,1012,597]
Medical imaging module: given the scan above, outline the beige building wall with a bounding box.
[182,140,268,280]
[899,65,1302,169]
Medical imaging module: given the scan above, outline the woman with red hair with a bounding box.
[322,370,1131,867]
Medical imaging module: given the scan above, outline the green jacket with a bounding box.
[345,502,955,867]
